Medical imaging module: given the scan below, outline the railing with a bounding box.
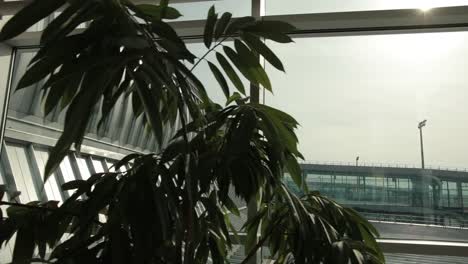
[300,160,468,173]
[361,211,468,229]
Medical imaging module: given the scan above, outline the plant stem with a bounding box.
[0,201,59,213]
[0,201,104,226]
[189,36,230,73]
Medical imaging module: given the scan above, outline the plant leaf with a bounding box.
[208,61,230,99]
[242,33,285,72]
[204,6,218,48]
[225,16,256,34]
[136,4,182,20]
[0,0,66,41]
[226,92,242,106]
[214,12,232,39]
[216,52,245,95]
[233,40,271,90]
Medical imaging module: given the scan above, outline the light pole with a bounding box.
[356,156,359,166]
[418,120,427,169]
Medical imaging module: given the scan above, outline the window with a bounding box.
[76,156,91,180]
[172,0,251,21]
[4,143,39,202]
[34,148,63,202]
[266,0,468,15]
[265,31,468,240]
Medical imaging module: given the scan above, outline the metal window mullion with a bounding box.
[245,0,262,263]
[102,158,111,172]
[85,155,96,175]
[25,144,47,201]
[111,96,127,143]
[68,153,83,180]
[53,161,69,200]
[0,47,15,155]
[119,97,134,146]
[0,142,18,199]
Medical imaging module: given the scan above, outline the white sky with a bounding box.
[265,32,468,169]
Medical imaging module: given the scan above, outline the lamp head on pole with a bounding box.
[418,119,427,129]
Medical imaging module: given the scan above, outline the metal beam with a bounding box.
[149,5,468,39]
[0,45,13,157]
[6,4,468,47]
[0,0,214,16]
[266,5,468,37]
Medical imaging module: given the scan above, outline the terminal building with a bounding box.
[284,163,468,236]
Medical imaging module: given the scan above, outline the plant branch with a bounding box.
[189,36,230,73]
[0,201,104,226]
[0,201,60,213]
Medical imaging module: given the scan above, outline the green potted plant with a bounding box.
[0,0,384,263]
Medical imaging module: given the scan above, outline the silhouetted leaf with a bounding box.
[286,155,302,188]
[208,61,230,99]
[12,227,35,263]
[137,4,182,20]
[62,180,87,191]
[204,6,217,48]
[216,52,245,95]
[226,92,242,106]
[242,33,285,72]
[214,12,232,39]
[225,16,256,34]
[0,0,65,41]
[40,0,84,44]
[233,40,271,90]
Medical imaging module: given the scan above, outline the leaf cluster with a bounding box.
[0,1,384,263]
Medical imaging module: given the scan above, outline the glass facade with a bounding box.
[284,163,468,241]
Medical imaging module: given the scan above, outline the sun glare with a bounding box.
[420,6,432,12]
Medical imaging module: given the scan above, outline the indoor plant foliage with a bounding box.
[0,0,384,263]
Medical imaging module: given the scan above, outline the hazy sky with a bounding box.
[265,32,468,169]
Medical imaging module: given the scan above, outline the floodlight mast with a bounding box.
[418,120,427,169]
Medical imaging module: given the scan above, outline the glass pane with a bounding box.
[266,0,468,15]
[172,0,251,21]
[4,143,38,202]
[92,158,105,173]
[60,156,76,184]
[34,148,63,203]
[76,156,91,180]
[188,41,250,105]
[267,31,468,241]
